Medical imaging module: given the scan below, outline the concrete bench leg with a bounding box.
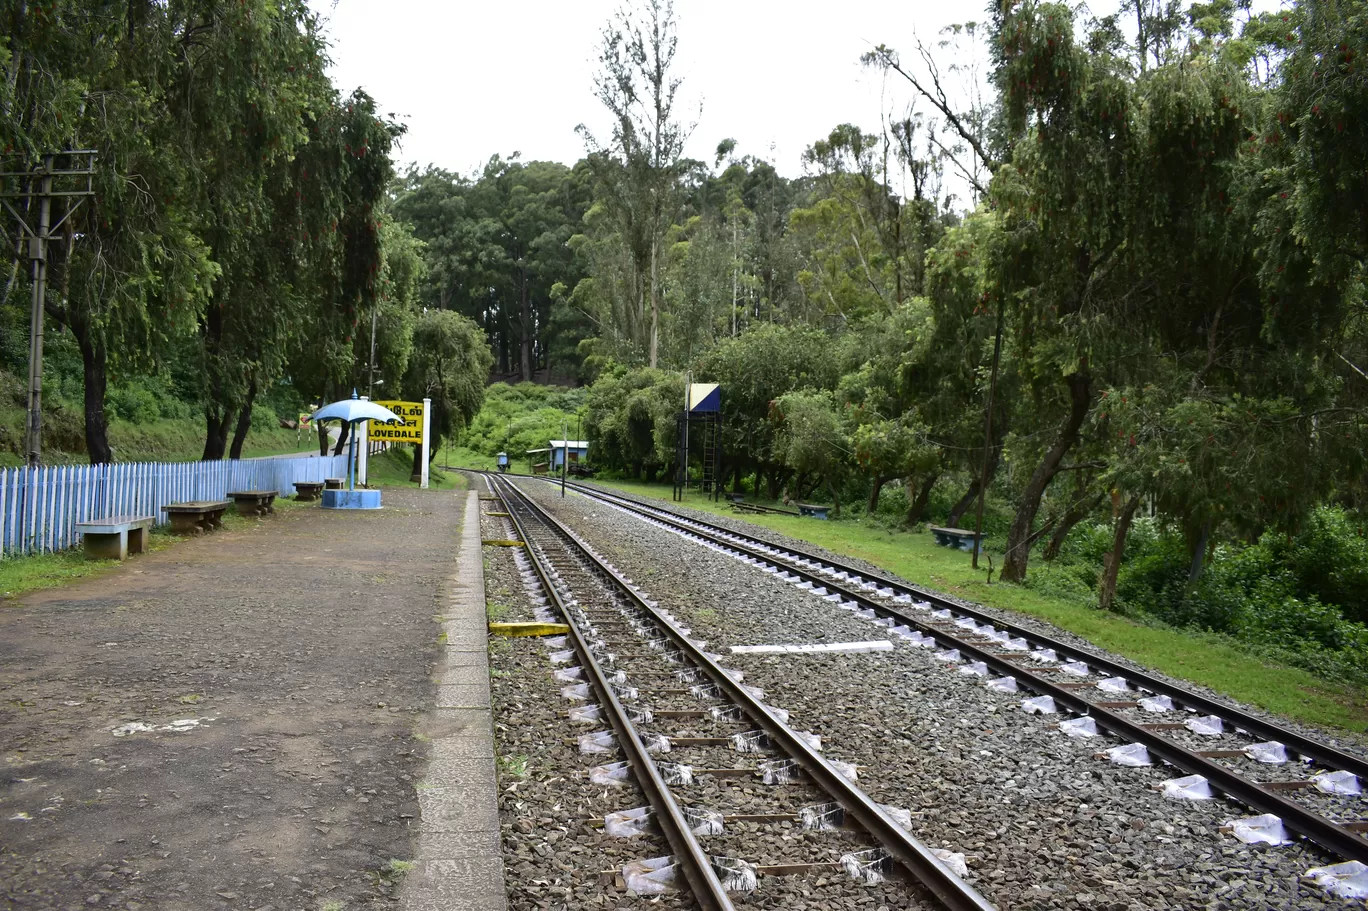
[168,513,201,536]
[84,531,128,561]
[127,525,149,555]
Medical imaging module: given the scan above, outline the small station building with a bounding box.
[549,439,589,470]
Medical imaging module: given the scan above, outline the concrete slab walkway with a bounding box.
[401,490,507,911]
[0,486,478,910]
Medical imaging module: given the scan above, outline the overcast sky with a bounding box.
[308,0,991,181]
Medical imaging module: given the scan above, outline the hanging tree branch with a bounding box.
[862,42,999,178]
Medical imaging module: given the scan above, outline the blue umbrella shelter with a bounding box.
[308,392,403,509]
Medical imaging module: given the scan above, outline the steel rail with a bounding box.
[493,475,998,911]
[540,478,1368,864]
[488,475,738,911]
[558,479,1368,780]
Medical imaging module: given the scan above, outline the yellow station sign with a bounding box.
[370,400,424,444]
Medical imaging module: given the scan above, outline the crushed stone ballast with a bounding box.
[488,473,996,911]
[530,476,1368,870]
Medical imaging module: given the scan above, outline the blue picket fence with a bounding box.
[0,454,348,556]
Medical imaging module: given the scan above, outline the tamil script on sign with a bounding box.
[371,400,424,444]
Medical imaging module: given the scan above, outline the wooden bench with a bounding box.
[929,525,982,553]
[324,477,345,490]
[797,503,830,520]
[293,481,324,501]
[227,490,277,517]
[162,500,231,535]
[76,515,154,560]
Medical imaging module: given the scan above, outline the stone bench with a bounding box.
[76,515,154,561]
[293,481,325,501]
[797,503,830,520]
[929,525,983,553]
[162,500,231,535]
[324,477,345,490]
[725,492,746,504]
[227,490,277,517]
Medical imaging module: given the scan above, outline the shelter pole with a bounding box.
[561,419,567,498]
[347,422,357,491]
[420,398,431,490]
[357,396,370,486]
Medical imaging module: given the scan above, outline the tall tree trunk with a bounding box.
[1000,368,1092,583]
[317,420,329,457]
[1187,516,1214,583]
[202,410,231,461]
[411,443,422,480]
[868,474,890,514]
[333,420,351,457]
[1043,475,1098,561]
[228,381,256,460]
[947,414,1006,526]
[519,268,533,382]
[1098,495,1141,611]
[648,238,659,369]
[827,475,841,517]
[75,324,113,465]
[905,473,939,525]
[946,481,980,529]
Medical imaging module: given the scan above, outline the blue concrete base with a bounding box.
[322,488,382,510]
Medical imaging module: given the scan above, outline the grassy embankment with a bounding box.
[364,447,469,491]
[0,410,315,467]
[593,478,1368,734]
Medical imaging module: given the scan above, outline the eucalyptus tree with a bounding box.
[578,0,694,368]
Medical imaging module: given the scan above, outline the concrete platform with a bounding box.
[401,490,507,911]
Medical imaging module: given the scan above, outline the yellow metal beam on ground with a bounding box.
[478,496,501,502]
[481,539,525,547]
[489,621,570,637]
[485,511,511,517]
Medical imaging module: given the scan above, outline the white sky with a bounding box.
[308,0,990,180]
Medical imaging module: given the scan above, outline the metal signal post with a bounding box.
[0,151,97,467]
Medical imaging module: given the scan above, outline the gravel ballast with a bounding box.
[519,479,1363,911]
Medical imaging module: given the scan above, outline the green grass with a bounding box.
[0,412,314,467]
[594,479,1368,734]
[363,448,468,490]
[437,445,499,472]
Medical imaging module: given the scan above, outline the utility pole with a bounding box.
[972,296,1006,570]
[0,151,97,467]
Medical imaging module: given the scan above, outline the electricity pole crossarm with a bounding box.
[0,151,97,467]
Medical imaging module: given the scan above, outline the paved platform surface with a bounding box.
[0,486,504,911]
[401,490,507,911]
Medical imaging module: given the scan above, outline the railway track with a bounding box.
[522,476,1368,869]
[485,473,997,910]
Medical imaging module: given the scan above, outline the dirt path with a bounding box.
[0,490,463,911]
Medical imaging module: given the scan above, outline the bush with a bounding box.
[250,403,279,433]
[108,385,160,424]
[1267,507,1368,625]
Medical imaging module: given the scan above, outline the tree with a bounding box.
[579,0,694,368]
[403,310,493,474]
[772,390,850,514]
